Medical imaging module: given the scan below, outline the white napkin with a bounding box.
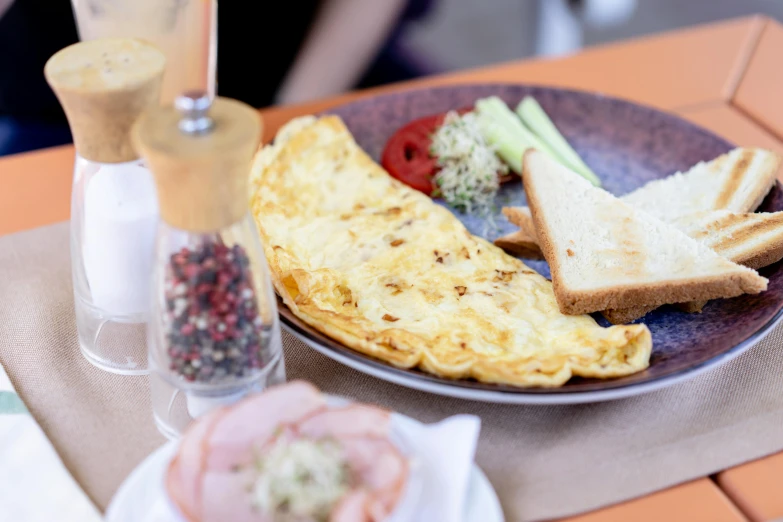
[0,366,102,522]
[391,414,482,522]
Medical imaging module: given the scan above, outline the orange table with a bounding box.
[3,15,783,522]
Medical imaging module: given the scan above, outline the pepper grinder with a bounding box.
[133,92,285,439]
[45,38,166,374]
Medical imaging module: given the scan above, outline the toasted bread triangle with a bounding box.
[501,208,783,269]
[624,147,780,221]
[503,147,781,248]
[501,208,783,322]
[502,148,781,322]
[600,209,783,323]
[669,210,783,269]
[522,150,768,315]
[503,207,783,322]
[493,229,545,260]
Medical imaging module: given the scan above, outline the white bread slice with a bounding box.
[501,208,783,268]
[503,206,538,239]
[497,208,783,317]
[504,147,781,243]
[670,210,783,269]
[503,148,781,322]
[493,213,783,314]
[504,207,783,321]
[600,305,660,324]
[600,210,783,322]
[624,147,780,221]
[493,229,544,259]
[523,149,768,315]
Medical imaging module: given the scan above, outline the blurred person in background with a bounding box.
[536,0,637,56]
[233,0,436,106]
[0,0,77,157]
[0,0,435,156]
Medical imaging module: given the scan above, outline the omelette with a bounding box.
[249,115,652,387]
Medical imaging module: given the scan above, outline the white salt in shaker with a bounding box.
[44,38,166,374]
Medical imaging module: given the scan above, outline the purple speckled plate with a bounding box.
[279,83,783,404]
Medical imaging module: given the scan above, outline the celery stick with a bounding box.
[475,111,527,173]
[476,97,528,139]
[516,96,601,186]
[475,97,561,167]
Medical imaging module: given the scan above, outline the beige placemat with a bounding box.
[2,222,783,521]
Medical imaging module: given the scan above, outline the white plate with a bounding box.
[107,427,504,522]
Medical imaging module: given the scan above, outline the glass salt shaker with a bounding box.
[133,92,285,439]
[44,38,166,374]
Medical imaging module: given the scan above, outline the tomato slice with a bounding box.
[381,109,472,195]
[381,114,443,195]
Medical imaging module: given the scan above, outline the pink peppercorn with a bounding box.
[164,238,267,384]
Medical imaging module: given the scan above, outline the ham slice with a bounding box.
[330,490,371,522]
[206,381,326,471]
[201,469,266,522]
[166,381,408,522]
[176,406,228,519]
[296,405,391,439]
[298,406,404,520]
[341,438,408,519]
[165,457,193,522]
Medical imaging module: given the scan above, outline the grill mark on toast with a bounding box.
[707,152,730,174]
[713,149,755,209]
[707,212,750,232]
[687,212,761,242]
[711,213,783,251]
[606,211,783,323]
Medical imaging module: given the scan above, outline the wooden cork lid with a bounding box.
[132,93,262,232]
[44,38,165,163]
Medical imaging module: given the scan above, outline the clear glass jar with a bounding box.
[71,155,158,374]
[148,213,284,439]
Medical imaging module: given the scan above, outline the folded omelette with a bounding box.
[250,115,651,387]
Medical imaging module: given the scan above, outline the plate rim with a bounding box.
[274,81,783,404]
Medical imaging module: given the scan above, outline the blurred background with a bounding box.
[401,0,783,70]
[2,0,783,157]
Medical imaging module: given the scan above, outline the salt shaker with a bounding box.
[45,38,166,374]
[133,92,285,439]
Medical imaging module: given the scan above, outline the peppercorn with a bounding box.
[163,238,269,383]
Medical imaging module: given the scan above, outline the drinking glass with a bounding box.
[70,0,217,104]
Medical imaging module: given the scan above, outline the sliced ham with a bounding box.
[166,381,408,522]
[341,438,408,518]
[330,490,371,522]
[176,406,228,519]
[296,405,391,439]
[295,402,405,518]
[206,381,326,471]
[201,469,266,522]
[166,457,195,522]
